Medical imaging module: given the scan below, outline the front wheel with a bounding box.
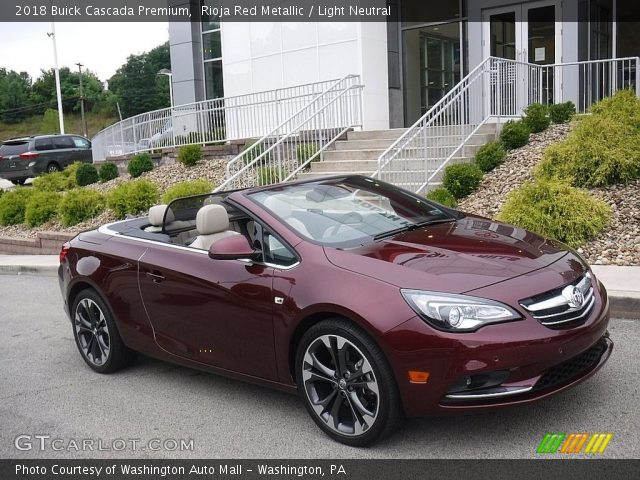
[46,162,60,173]
[295,319,403,446]
[71,289,136,373]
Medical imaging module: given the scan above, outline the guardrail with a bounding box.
[373,56,640,194]
[215,75,363,192]
[90,78,351,162]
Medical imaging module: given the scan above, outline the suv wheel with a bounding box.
[295,318,403,446]
[46,162,61,173]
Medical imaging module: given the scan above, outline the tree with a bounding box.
[107,42,171,118]
[0,72,30,123]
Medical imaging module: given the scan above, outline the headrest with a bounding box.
[148,205,175,227]
[196,204,229,235]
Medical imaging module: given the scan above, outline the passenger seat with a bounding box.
[190,204,240,250]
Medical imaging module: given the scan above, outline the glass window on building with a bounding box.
[402,23,461,125]
[201,0,223,99]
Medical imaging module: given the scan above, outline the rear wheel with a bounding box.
[12,179,26,186]
[295,318,403,446]
[46,162,60,174]
[71,289,136,373]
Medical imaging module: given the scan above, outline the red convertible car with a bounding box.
[58,175,612,446]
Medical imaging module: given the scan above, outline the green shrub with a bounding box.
[242,142,270,165]
[590,90,639,125]
[162,179,212,204]
[0,188,33,225]
[474,141,506,173]
[127,153,154,178]
[177,144,203,167]
[107,179,159,219]
[25,190,62,227]
[257,166,281,186]
[63,162,84,181]
[523,103,550,133]
[426,187,457,208]
[442,163,483,199]
[296,143,319,162]
[496,178,611,248]
[500,120,531,150]
[536,109,640,187]
[75,163,99,187]
[32,171,74,192]
[99,162,119,183]
[58,188,105,227]
[549,101,576,124]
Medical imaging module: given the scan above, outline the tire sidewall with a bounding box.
[295,319,398,447]
[71,289,119,374]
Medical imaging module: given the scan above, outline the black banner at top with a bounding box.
[4,0,640,23]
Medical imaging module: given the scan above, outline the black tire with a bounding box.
[12,179,26,186]
[295,318,404,446]
[71,289,137,374]
[46,162,60,173]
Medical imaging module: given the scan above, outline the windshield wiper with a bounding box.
[373,218,455,240]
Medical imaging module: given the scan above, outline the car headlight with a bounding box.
[401,290,522,332]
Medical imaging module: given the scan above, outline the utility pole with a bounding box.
[76,62,88,137]
[48,21,65,134]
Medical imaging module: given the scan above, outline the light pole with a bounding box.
[76,62,88,138]
[47,21,65,134]
[157,69,174,109]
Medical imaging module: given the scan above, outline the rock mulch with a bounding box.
[457,123,640,266]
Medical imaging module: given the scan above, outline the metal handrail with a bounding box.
[373,55,640,194]
[215,75,364,192]
[90,77,353,162]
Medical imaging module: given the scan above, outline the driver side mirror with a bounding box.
[208,235,262,262]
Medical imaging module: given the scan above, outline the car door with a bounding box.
[52,135,80,167]
[70,136,92,163]
[137,241,279,380]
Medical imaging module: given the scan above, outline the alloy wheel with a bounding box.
[302,334,379,436]
[47,164,60,173]
[74,298,111,366]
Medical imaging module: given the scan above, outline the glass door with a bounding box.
[483,1,562,112]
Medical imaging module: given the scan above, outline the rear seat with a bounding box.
[144,205,194,245]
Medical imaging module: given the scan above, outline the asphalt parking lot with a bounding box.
[0,274,638,459]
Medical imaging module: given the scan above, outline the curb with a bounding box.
[0,265,58,276]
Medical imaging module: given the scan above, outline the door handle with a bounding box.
[146,271,165,284]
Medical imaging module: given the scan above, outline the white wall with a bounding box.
[220,22,390,131]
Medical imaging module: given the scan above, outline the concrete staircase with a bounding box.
[298,124,498,190]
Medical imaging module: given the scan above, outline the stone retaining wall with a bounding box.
[0,231,75,255]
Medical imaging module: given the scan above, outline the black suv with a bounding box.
[0,134,92,185]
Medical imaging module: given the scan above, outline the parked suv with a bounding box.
[0,134,92,185]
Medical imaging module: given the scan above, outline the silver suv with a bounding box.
[0,134,92,185]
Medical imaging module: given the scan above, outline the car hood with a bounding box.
[324,216,577,293]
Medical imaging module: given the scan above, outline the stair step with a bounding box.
[335,132,495,151]
[310,156,473,174]
[347,129,408,141]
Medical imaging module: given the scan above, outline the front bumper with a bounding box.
[383,280,611,417]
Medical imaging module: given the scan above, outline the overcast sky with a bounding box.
[0,22,169,82]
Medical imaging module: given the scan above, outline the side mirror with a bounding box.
[208,235,261,261]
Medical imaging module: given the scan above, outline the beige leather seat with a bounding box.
[145,205,175,233]
[190,204,240,250]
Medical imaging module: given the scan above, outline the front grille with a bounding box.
[520,273,595,329]
[533,339,607,391]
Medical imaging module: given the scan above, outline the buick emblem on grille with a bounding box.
[563,286,585,309]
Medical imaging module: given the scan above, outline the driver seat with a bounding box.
[190,204,240,250]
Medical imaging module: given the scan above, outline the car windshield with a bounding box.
[249,177,454,247]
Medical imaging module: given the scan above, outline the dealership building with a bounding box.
[167,0,639,131]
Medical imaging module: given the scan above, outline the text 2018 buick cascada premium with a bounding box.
[58,175,613,446]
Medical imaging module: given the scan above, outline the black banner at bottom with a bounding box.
[2,459,639,480]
